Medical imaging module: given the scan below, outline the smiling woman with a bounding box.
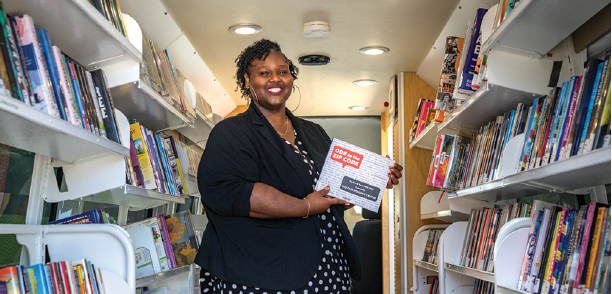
[194,38,403,294]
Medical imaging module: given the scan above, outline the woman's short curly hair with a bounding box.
[235,39,299,100]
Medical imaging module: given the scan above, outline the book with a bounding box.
[37,28,68,121]
[432,134,454,189]
[43,263,61,294]
[582,56,610,154]
[158,214,177,269]
[0,266,22,294]
[593,211,610,294]
[165,137,188,196]
[130,122,157,190]
[25,264,51,294]
[0,5,28,103]
[572,202,600,293]
[49,209,104,224]
[59,260,77,294]
[89,69,120,144]
[559,206,586,294]
[11,15,61,117]
[51,46,79,126]
[435,36,463,112]
[518,209,544,290]
[575,60,606,155]
[315,138,394,212]
[426,134,444,187]
[583,207,609,291]
[124,216,170,276]
[458,8,487,92]
[165,210,199,268]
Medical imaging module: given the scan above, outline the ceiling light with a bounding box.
[359,46,390,55]
[228,24,262,35]
[302,21,330,37]
[349,106,369,111]
[353,79,378,86]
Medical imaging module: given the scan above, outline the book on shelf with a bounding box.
[408,98,435,143]
[11,14,61,117]
[435,36,463,112]
[457,8,487,93]
[124,216,168,277]
[422,229,444,265]
[513,202,611,294]
[49,209,112,225]
[89,0,128,38]
[165,210,199,268]
[3,13,125,144]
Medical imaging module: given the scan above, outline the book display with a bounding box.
[0,0,210,293]
[415,0,610,294]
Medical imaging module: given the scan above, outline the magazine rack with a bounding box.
[0,224,135,293]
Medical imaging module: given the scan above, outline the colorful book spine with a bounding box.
[51,46,79,126]
[572,202,598,293]
[575,61,605,155]
[168,137,188,195]
[158,214,177,269]
[0,6,28,103]
[518,209,544,290]
[37,28,67,121]
[458,8,487,91]
[130,122,157,190]
[90,69,121,143]
[11,15,61,117]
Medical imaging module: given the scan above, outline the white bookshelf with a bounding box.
[450,146,611,202]
[412,224,448,293]
[481,0,610,56]
[0,224,135,293]
[82,184,185,209]
[409,122,459,150]
[110,80,194,133]
[176,110,214,148]
[420,191,493,223]
[493,217,532,294]
[4,0,142,70]
[0,94,129,163]
[437,83,542,133]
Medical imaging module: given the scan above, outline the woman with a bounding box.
[196,39,403,293]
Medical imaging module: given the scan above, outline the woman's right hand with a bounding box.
[305,186,350,215]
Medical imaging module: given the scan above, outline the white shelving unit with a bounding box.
[420,191,493,222]
[110,80,194,133]
[0,94,129,163]
[437,83,542,133]
[409,122,458,150]
[481,0,610,56]
[4,0,142,69]
[1,0,210,293]
[412,224,449,293]
[451,145,611,202]
[416,0,611,293]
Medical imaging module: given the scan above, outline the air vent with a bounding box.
[298,54,330,66]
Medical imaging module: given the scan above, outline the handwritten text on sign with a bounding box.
[331,146,363,169]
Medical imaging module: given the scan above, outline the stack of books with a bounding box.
[422,229,444,265]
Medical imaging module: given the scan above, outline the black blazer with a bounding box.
[195,103,361,290]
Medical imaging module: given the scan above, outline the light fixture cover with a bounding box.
[299,54,330,66]
[302,21,330,37]
[353,79,378,86]
[359,46,390,55]
[349,106,369,111]
[228,24,262,35]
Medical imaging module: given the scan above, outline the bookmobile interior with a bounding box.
[0,0,611,293]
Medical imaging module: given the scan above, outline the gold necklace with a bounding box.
[277,116,289,136]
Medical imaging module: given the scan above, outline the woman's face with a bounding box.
[245,51,294,111]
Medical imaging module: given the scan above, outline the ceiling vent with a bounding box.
[298,54,330,66]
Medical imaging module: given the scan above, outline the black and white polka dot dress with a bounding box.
[200,129,351,294]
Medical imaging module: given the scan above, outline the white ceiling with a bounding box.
[122,0,498,118]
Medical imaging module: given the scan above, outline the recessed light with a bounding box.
[349,106,369,111]
[359,46,390,55]
[228,24,262,35]
[353,79,378,86]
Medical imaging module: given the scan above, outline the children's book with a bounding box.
[165,210,200,268]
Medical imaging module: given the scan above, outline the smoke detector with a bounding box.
[302,21,330,37]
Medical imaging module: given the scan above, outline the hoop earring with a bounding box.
[291,85,301,112]
[249,85,258,104]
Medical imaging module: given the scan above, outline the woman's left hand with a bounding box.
[386,156,403,189]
